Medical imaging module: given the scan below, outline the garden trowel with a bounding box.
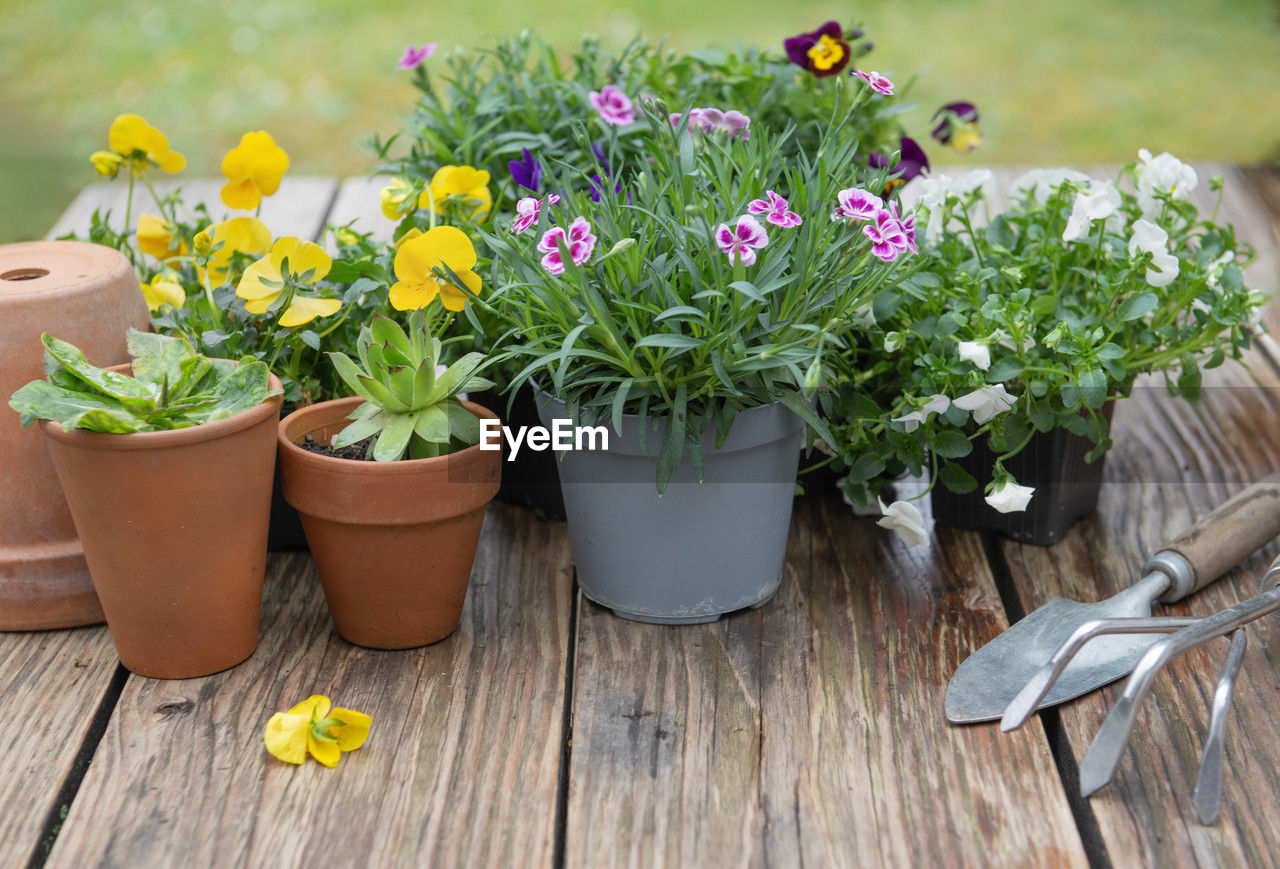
[945,471,1280,724]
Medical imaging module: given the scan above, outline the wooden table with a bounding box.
[5,167,1280,867]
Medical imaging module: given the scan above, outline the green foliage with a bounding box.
[827,159,1266,506]
[483,105,916,492]
[9,330,275,433]
[374,28,911,216]
[328,311,494,461]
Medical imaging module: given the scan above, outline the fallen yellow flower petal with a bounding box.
[264,695,371,767]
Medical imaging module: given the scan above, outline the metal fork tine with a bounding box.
[1000,616,1200,731]
[1193,629,1248,824]
[1080,587,1280,797]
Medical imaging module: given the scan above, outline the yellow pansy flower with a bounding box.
[237,236,340,327]
[427,165,492,220]
[220,131,290,211]
[90,150,124,179]
[390,225,482,312]
[195,217,273,286]
[106,114,185,174]
[136,213,186,262]
[393,227,423,248]
[141,275,185,312]
[264,695,371,767]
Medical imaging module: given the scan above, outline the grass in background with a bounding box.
[2,0,1278,241]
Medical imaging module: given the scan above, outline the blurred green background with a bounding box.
[3,0,1279,242]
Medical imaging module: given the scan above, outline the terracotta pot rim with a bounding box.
[38,370,284,452]
[278,396,499,474]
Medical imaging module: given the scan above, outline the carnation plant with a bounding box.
[375,26,980,226]
[481,101,919,491]
[825,152,1266,540]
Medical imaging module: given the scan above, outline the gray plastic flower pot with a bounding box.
[537,394,803,624]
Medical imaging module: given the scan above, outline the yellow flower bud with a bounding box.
[90,150,124,179]
[193,229,214,257]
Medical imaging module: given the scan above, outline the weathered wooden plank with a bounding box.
[0,629,121,866]
[766,500,1087,866]
[46,505,574,867]
[146,175,339,244]
[563,498,1088,865]
[325,176,394,249]
[39,176,338,246]
[982,161,1280,864]
[43,182,121,240]
[563,593,766,865]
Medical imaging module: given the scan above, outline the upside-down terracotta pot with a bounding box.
[0,241,149,630]
[39,369,282,678]
[277,397,502,649]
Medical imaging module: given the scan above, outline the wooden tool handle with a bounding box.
[1158,470,1280,601]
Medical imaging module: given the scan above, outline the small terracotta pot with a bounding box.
[0,241,149,629]
[277,397,502,649]
[39,369,283,679]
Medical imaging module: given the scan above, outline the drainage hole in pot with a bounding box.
[1,268,50,281]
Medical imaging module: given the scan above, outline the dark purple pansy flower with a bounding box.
[590,174,625,203]
[931,102,983,153]
[591,142,612,178]
[783,21,851,78]
[869,137,931,193]
[508,148,542,193]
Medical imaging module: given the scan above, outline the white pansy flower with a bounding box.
[985,480,1035,513]
[1135,148,1197,216]
[877,497,929,548]
[1191,298,1212,315]
[953,168,996,197]
[1128,218,1180,287]
[957,340,991,371]
[1010,168,1090,204]
[914,174,954,241]
[953,384,1017,424]
[1062,181,1122,243]
[893,394,951,433]
[909,170,996,243]
[884,331,903,352]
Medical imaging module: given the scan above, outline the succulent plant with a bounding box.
[328,311,493,461]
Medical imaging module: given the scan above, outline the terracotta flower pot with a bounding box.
[39,369,283,678]
[0,241,149,629]
[277,397,502,649]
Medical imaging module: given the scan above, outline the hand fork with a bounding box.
[1004,551,1280,823]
